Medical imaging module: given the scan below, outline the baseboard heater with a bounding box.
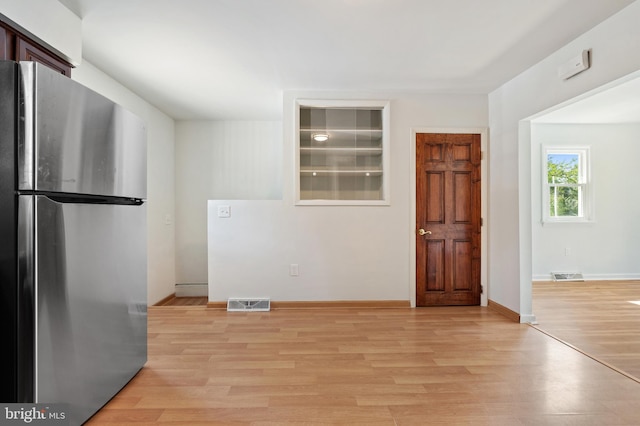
[227,298,271,312]
[551,272,584,282]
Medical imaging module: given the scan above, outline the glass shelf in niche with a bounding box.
[296,101,390,205]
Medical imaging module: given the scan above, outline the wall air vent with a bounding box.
[551,272,584,282]
[227,298,271,312]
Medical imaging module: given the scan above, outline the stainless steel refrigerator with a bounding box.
[0,61,147,424]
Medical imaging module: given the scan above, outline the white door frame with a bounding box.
[409,127,489,307]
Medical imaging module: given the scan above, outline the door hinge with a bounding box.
[481,151,484,160]
[480,217,483,226]
[481,285,484,294]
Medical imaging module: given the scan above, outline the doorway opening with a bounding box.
[524,72,640,378]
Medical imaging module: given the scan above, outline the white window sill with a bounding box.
[541,219,596,226]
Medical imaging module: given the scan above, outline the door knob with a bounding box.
[418,229,432,236]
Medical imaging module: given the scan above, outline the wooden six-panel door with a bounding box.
[416,133,481,306]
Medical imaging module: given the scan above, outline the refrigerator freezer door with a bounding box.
[33,195,147,425]
[19,62,147,199]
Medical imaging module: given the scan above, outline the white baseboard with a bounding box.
[175,283,208,297]
[533,274,640,282]
[582,274,640,281]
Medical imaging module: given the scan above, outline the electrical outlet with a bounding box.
[217,205,230,218]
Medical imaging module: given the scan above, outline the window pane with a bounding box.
[542,147,590,222]
[547,153,578,184]
[549,185,579,217]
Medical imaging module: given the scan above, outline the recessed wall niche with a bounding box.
[295,100,390,205]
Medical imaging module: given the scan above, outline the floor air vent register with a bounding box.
[227,298,271,312]
[551,272,584,282]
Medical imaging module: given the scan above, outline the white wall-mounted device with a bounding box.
[217,205,231,218]
[558,50,591,80]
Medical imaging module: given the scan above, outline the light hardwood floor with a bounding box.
[533,280,640,381]
[85,305,640,425]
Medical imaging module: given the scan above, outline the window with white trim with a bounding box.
[542,146,592,223]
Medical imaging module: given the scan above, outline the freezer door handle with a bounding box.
[18,62,35,191]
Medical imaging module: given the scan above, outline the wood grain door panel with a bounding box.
[425,239,445,291]
[416,133,481,306]
[453,172,472,223]
[425,172,445,223]
[453,239,472,291]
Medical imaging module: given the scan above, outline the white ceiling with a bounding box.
[57,0,636,121]
[533,74,640,124]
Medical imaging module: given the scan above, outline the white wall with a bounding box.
[175,121,282,284]
[531,123,640,280]
[1,1,177,305]
[488,0,640,321]
[207,91,487,303]
[208,199,411,301]
[72,62,176,305]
